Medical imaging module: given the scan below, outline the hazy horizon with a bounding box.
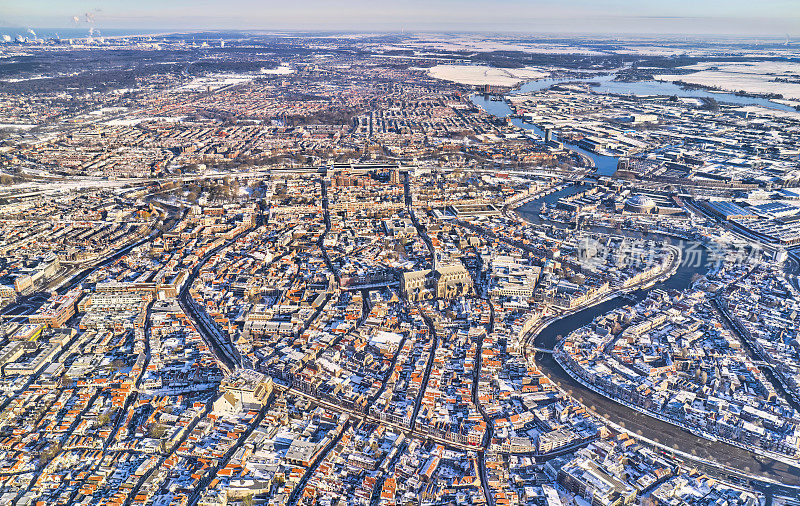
[3,0,799,37]
[0,27,797,44]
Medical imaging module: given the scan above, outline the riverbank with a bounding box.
[519,241,679,358]
[469,94,619,176]
[553,345,800,471]
[512,72,799,113]
[550,350,800,492]
[505,191,800,491]
[531,332,800,490]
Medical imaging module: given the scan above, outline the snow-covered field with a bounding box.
[172,75,254,93]
[732,105,800,119]
[0,123,37,130]
[382,35,607,56]
[427,64,548,87]
[260,64,293,75]
[655,61,800,101]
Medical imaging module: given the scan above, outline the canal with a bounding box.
[470,94,620,176]
[471,71,799,178]
[514,73,798,114]
[512,183,585,225]
[473,71,800,493]
[518,221,800,490]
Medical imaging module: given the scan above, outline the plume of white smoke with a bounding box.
[27,28,36,38]
[2,35,11,43]
[72,10,99,40]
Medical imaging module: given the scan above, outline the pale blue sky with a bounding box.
[3,0,799,35]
